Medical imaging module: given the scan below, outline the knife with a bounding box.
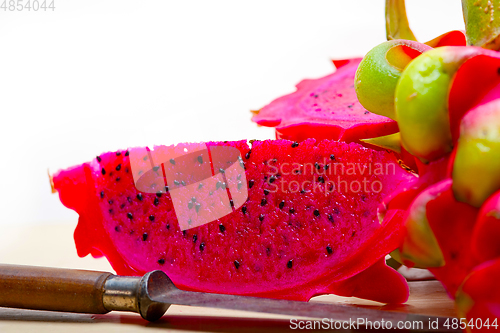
[0,264,458,332]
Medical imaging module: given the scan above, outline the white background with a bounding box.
[0,0,464,227]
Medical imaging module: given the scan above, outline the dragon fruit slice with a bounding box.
[52,139,415,303]
[251,59,399,143]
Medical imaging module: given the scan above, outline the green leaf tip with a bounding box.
[386,0,417,41]
[361,132,402,153]
[462,0,500,50]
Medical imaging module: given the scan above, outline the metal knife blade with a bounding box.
[0,265,459,332]
[155,288,458,332]
[140,270,459,332]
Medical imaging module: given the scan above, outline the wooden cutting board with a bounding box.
[0,224,457,333]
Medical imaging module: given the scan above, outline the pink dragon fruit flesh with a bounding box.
[52,139,415,303]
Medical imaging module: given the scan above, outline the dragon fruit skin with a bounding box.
[251,59,399,144]
[359,41,500,321]
[421,181,480,297]
[347,0,500,325]
[384,177,480,298]
[456,258,500,332]
[394,47,500,162]
[448,50,500,142]
[393,179,480,297]
[377,49,500,295]
[378,156,450,238]
[53,139,415,303]
[425,30,467,48]
[471,190,500,262]
[453,99,500,207]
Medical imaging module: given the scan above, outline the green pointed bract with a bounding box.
[455,286,475,321]
[361,132,402,153]
[390,248,427,269]
[462,0,500,49]
[399,183,446,268]
[390,248,404,264]
[355,40,431,120]
[395,47,481,162]
[386,0,417,41]
[385,255,403,270]
[453,99,500,208]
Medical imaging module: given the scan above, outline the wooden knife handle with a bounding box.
[0,264,113,314]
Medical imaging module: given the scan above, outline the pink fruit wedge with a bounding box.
[251,60,399,143]
[52,139,415,303]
